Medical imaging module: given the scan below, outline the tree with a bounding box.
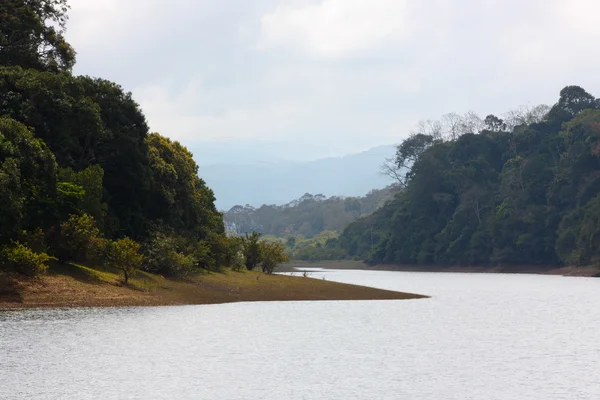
[146,133,224,240]
[260,242,289,274]
[0,0,76,71]
[392,133,437,187]
[0,117,57,243]
[548,86,599,122]
[242,232,262,271]
[59,165,107,227]
[483,114,506,132]
[106,237,142,284]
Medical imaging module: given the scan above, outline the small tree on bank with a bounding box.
[106,237,142,284]
[260,242,289,274]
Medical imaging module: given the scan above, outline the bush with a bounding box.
[1,243,54,276]
[143,232,197,277]
[58,214,106,263]
[106,237,142,284]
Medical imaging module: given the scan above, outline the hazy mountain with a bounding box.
[199,145,396,210]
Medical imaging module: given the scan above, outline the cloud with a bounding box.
[258,0,409,57]
[63,0,600,165]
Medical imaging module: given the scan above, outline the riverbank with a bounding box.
[0,263,426,310]
[282,261,600,277]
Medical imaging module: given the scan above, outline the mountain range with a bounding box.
[197,145,396,210]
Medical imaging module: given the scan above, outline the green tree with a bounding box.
[0,0,76,71]
[0,117,57,243]
[242,232,262,271]
[146,133,224,240]
[260,242,289,274]
[59,165,107,226]
[106,237,142,284]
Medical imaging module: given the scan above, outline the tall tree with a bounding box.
[0,0,76,71]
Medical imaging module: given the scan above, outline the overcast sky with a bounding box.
[65,0,600,164]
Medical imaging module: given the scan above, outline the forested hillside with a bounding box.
[341,86,600,269]
[0,0,286,279]
[224,186,398,237]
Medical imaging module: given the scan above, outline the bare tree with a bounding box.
[380,157,405,186]
[504,104,550,130]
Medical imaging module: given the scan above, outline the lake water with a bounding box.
[1,270,600,399]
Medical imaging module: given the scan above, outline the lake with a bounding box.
[1,270,600,399]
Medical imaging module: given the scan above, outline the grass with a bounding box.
[0,262,427,309]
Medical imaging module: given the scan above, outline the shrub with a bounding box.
[58,214,105,263]
[1,242,54,276]
[143,232,197,277]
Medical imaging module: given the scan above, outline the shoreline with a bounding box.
[0,264,427,310]
[282,261,600,277]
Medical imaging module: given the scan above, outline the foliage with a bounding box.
[341,86,600,269]
[1,242,54,276]
[242,232,262,271]
[106,237,142,284]
[0,2,226,279]
[0,0,76,72]
[59,165,107,225]
[143,232,197,278]
[146,133,224,240]
[58,214,105,263]
[260,242,289,274]
[0,117,58,243]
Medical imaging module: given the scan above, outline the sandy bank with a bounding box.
[0,263,427,310]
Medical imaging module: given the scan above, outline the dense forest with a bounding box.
[224,186,397,237]
[0,0,286,279]
[341,86,600,269]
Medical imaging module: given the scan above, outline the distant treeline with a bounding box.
[341,86,600,269]
[224,186,398,238]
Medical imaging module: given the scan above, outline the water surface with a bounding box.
[1,270,599,399]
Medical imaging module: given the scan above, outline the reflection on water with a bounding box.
[1,270,600,400]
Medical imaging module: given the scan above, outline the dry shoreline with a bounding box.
[0,263,427,310]
[282,261,600,277]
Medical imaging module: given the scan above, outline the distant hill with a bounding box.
[224,185,399,238]
[200,145,396,210]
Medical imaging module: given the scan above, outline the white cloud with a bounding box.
[135,79,304,143]
[63,0,600,164]
[258,0,409,57]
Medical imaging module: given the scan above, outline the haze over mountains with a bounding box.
[197,145,396,210]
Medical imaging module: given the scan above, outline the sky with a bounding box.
[65,0,600,165]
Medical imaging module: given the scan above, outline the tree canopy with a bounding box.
[0,1,226,277]
[0,0,76,71]
[341,86,600,270]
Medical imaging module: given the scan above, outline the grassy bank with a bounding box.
[0,263,426,310]
[283,260,600,277]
